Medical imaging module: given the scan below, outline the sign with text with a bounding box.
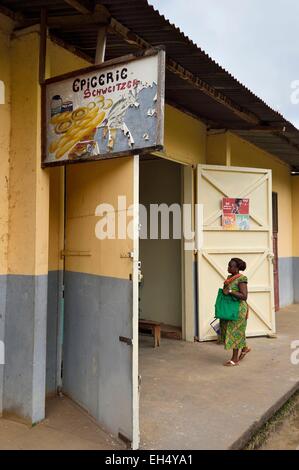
[222,198,250,230]
[42,50,165,167]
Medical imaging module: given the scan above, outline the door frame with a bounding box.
[181,164,196,342]
[132,155,140,449]
[139,155,193,341]
[272,192,280,312]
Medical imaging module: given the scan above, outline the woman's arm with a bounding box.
[230,282,248,301]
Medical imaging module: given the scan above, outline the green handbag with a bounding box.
[215,288,240,321]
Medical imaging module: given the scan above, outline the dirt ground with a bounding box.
[259,396,299,450]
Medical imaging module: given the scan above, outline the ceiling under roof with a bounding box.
[2,0,299,169]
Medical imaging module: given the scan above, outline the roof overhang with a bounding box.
[2,0,299,169]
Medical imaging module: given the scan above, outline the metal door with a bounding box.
[197,164,275,341]
[62,156,139,448]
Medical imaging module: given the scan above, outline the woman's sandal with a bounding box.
[239,348,251,361]
[224,360,239,367]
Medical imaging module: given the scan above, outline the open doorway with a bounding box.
[139,156,183,342]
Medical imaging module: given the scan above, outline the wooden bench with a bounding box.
[139,319,161,348]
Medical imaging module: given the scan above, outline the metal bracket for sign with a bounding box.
[119,336,133,346]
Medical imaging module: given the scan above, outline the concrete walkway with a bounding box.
[0,305,298,450]
[139,304,299,450]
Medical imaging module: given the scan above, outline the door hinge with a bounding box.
[119,336,133,346]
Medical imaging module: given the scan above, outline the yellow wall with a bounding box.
[206,133,227,166]
[292,178,299,257]
[48,40,90,76]
[7,29,50,275]
[0,14,13,275]
[161,105,206,165]
[207,131,293,258]
[48,167,64,271]
[47,40,91,272]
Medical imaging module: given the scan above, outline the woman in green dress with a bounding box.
[220,258,251,366]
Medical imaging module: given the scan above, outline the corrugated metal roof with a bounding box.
[2,0,299,168]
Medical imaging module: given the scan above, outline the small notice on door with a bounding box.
[222,198,250,230]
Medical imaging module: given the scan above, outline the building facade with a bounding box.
[1,1,299,448]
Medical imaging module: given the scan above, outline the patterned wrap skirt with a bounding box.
[220,274,248,350]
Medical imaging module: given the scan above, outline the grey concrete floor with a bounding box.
[139,304,299,450]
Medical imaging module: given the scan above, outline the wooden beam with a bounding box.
[109,17,261,126]
[17,12,108,30]
[63,0,92,15]
[236,129,299,158]
[210,125,289,133]
[95,26,107,64]
[226,132,231,166]
[0,4,24,23]
[167,59,258,126]
[242,126,288,133]
[273,131,299,155]
[0,4,16,20]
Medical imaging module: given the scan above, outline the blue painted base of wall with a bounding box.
[3,274,47,423]
[0,275,7,415]
[293,258,299,304]
[278,258,294,308]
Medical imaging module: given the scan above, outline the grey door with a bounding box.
[62,157,139,448]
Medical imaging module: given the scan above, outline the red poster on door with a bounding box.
[222,198,250,230]
[223,198,249,215]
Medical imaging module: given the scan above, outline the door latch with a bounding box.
[119,336,133,346]
[268,252,275,264]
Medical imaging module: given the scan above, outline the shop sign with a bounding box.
[222,198,250,230]
[42,49,165,167]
